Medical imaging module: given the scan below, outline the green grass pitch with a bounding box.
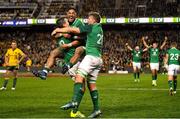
[0,74,180,118]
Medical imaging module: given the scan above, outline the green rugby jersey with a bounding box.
[167,47,180,65]
[79,23,103,57]
[57,36,75,63]
[149,48,159,63]
[70,18,86,46]
[131,50,142,63]
[70,18,84,27]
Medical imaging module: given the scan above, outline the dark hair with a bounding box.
[152,40,158,44]
[67,7,77,13]
[88,12,101,23]
[56,17,67,28]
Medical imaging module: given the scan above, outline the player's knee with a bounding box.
[88,83,97,91]
[87,79,97,91]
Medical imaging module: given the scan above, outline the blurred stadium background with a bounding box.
[0,0,179,73]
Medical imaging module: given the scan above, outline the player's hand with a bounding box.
[51,28,60,36]
[165,36,168,41]
[125,43,128,46]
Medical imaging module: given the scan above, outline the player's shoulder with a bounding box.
[6,48,12,52]
[73,18,84,26]
[16,48,23,52]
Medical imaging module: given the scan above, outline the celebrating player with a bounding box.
[59,8,86,74]
[0,40,25,91]
[126,43,148,82]
[32,17,80,79]
[164,42,179,95]
[52,12,103,118]
[142,36,168,86]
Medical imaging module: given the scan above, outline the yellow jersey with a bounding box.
[5,48,24,66]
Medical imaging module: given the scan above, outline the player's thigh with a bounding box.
[78,55,102,75]
[75,46,85,55]
[50,48,62,57]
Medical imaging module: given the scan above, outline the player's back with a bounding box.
[86,23,103,57]
[168,48,180,65]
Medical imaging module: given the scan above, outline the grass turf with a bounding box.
[0,74,180,118]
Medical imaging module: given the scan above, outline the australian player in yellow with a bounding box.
[164,42,180,95]
[0,40,25,91]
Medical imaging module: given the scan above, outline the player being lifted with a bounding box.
[32,8,85,79]
[52,12,103,118]
[32,17,81,79]
[126,43,148,82]
[0,40,25,91]
[164,42,179,95]
[142,36,168,86]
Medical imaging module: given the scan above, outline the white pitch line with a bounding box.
[101,88,180,91]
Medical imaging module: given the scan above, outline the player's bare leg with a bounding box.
[70,46,85,65]
[61,46,85,74]
[0,70,10,90]
[32,47,63,79]
[45,48,62,69]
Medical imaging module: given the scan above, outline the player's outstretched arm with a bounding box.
[125,43,133,51]
[19,53,26,64]
[51,27,80,36]
[160,36,168,50]
[60,40,80,49]
[141,36,150,48]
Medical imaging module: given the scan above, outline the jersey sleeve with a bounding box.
[77,20,85,28]
[18,49,25,56]
[79,25,92,33]
[131,50,134,54]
